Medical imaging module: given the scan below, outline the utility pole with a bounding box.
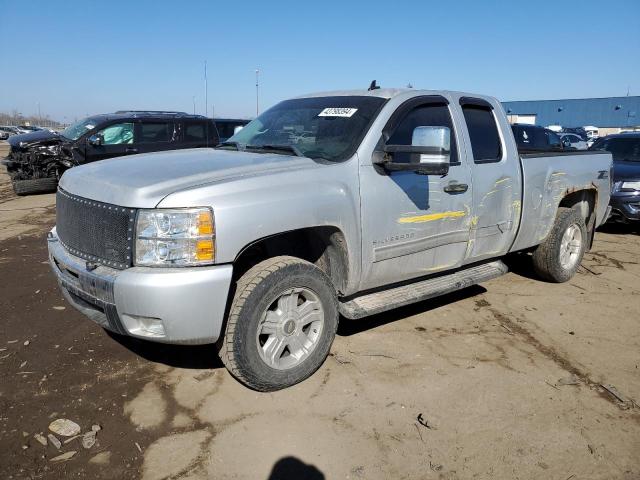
[37,102,41,125]
[255,69,260,116]
[192,96,196,115]
[204,60,208,117]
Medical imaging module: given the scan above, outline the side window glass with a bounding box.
[140,122,172,143]
[461,104,502,162]
[185,122,206,141]
[98,123,134,145]
[387,103,458,164]
[546,131,562,149]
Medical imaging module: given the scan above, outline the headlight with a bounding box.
[620,181,640,191]
[135,208,215,266]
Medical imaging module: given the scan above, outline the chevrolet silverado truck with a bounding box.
[47,88,613,391]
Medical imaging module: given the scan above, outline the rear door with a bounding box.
[458,97,522,262]
[84,122,135,162]
[135,120,176,154]
[182,119,215,148]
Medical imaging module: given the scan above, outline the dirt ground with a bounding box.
[1,143,639,479]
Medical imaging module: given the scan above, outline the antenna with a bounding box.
[368,80,380,91]
[204,61,208,118]
[255,69,260,116]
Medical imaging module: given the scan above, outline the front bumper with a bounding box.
[47,228,233,344]
[609,193,640,223]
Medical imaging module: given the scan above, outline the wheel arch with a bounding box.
[232,226,350,296]
[558,187,598,250]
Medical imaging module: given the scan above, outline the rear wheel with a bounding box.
[12,177,58,196]
[532,207,587,282]
[218,256,338,391]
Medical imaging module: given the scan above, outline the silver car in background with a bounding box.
[559,133,588,150]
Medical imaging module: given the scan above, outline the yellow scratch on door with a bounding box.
[398,211,466,224]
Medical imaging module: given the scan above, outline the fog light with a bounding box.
[121,314,166,338]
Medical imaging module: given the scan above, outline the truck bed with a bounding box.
[510,151,612,252]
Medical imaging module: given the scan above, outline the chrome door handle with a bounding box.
[443,182,468,193]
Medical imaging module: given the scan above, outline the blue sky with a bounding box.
[1,0,639,122]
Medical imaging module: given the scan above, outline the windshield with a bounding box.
[591,137,640,162]
[61,117,101,140]
[224,96,387,161]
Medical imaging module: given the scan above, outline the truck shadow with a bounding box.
[267,456,325,480]
[501,252,541,281]
[106,286,490,368]
[105,330,223,369]
[337,285,487,337]
[597,222,640,235]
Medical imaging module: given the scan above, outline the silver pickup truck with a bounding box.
[47,88,612,390]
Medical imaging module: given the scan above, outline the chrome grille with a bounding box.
[56,188,136,269]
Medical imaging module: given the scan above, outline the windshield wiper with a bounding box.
[246,144,303,157]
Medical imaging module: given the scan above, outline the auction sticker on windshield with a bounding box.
[318,108,358,117]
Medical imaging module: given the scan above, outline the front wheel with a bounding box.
[532,207,587,283]
[217,256,338,391]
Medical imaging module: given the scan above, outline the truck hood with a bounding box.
[59,148,323,208]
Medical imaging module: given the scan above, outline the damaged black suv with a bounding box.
[2,111,219,195]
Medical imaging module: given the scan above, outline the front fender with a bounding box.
[157,159,362,293]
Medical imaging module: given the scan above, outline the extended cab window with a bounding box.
[98,123,134,145]
[140,122,173,143]
[387,103,458,164]
[461,105,502,163]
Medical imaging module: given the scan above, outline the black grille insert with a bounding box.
[56,188,136,269]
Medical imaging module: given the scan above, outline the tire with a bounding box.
[218,256,338,391]
[12,177,58,196]
[532,207,587,283]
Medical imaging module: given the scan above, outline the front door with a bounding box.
[84,122,136,162]
[359,97,473,291]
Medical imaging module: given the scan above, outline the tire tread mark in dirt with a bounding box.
[587,251,638,270]
[475,298,640,414]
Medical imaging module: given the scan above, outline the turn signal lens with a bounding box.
[197,211,214,235]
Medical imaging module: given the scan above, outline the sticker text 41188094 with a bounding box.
[317,108,358,118]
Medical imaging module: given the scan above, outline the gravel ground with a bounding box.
[0,152,639,480]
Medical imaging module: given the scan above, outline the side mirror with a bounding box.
[233,125,244,135]
[88,133,103,146]
[380,126,451,175]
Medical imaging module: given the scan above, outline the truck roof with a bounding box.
[295,88,497,103]
[86,111,211,123]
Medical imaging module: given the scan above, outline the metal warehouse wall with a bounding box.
[501,96,640,128]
